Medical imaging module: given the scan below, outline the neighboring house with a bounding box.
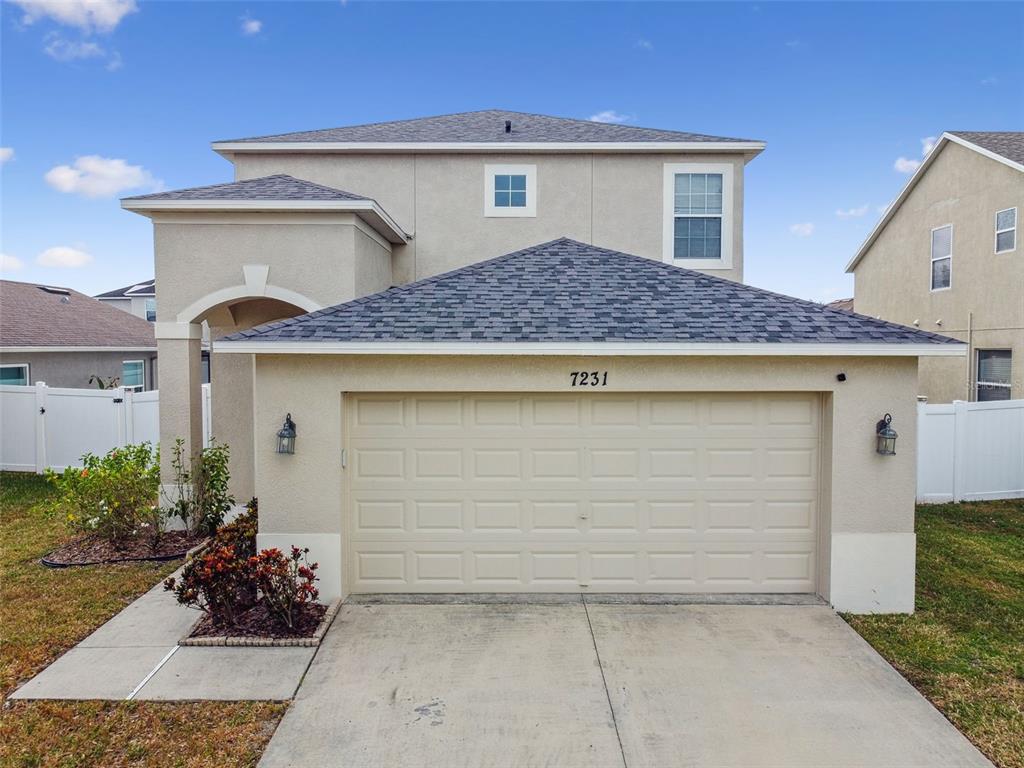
[847,131,1023,403]
[96,279,157,322]
[0,280,158,390]
[122,109,964,613]
[827,298,854,312]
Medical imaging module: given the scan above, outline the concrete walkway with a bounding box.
[258,601,992,768]
[10,580,315,701]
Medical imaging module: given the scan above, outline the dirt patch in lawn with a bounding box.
[42,530,206,567]
[189,600,327,639]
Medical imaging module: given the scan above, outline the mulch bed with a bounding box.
[188,600,328,640]
[42,530,207,567]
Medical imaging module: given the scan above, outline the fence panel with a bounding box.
[0,383,211,472]
[917,399,1024,502]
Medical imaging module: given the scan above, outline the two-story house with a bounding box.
[123,110,963,613]
[847,131,1023,403]
[96,279,158,322]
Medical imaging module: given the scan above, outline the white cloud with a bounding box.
[0,148,13,164]
[10,0,137,33]
[241,15,262,35]
[894,156,920,174]
[105,50,123,71]
[44,34,105,62]
[981,75,998,86]
[44,155,160,198]
[789,222,815,238]
[37,246,93,268]
[635,38,653,50]
[921,136,938,156]
[589,110,633,124]
[835,204,869,219]
[1,253,25,272]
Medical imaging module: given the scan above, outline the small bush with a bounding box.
[249,547,319,630]
[45,443,161,549]
[164,544,256,627]
[215,498,258,560]
[165,439,235,535]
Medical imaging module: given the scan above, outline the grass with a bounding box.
[845,499,1024,768]
[0,472,286,768]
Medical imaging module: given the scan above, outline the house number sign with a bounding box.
[570,371,609,387]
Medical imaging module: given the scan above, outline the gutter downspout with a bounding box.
[965,311,973,400]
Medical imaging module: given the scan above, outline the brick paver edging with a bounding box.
[178,599,342,647]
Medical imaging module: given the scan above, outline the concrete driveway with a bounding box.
[259,600,991,768]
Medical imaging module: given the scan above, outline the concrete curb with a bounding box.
[178,599,341,647]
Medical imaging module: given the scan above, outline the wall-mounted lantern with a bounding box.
[276,413,297,454]
[875,413,898,456]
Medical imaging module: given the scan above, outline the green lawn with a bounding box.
[846,499,1024,768]
[0,472,286,768]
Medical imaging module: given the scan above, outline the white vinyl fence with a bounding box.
[0,383,211,473]
[917,398,1024,503]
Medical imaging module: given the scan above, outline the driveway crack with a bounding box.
[583,596,628,768]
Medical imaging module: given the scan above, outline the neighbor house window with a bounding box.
[484,164,536,217]
[930,224,952,290]
[976,350,1012,402]
[145,298,156,322]
[0,364,29,386]
[122,360,145,392]
[663,163,733,269]
[995,208,1016,254]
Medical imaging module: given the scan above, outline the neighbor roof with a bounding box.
[0,280,156,349]
[96,279,155,299]
[847,131,1024,272]
[121,175,408,244]
[212,109,764,153]
[826,298,854,312]
[123,175,370,202]
[221,239,960,352]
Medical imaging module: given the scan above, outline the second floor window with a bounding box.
[484,164,536,218]
[930,224,952,290]
[494,175,527,208]
[145,298,156,322]
[995,208,1016,254]
[673,173,723,259]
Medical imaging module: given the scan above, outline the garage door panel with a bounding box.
[347,393,819,594]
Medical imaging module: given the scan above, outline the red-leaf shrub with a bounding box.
[164,544,256,627]
[248,547,319,630]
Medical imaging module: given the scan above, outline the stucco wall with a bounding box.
[230,152,747,284]
[853,142,1024,401]
[0,350,157,390]
[248,353,919,609]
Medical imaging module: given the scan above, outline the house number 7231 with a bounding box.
[570,371,609,387]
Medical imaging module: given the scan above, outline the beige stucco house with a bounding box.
[847,131,1023,403]
[123,110,964,613]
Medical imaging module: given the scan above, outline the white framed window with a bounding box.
[995,207,1016,254]
[484,164,536,218]
[930,224,952,291]
[663,163,733,270]
[122,360,145,392]
[0,364,29,386]
[145,298,157,322]
[976,349,1012,402]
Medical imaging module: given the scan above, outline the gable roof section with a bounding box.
[96,279,155,299]
[219,238,961,356]
[212,109,765,155]
[1,280,156,350]
[847,131,1024,272]
[121,175,408,244]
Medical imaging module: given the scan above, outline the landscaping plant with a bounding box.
[45,443,161,549]
[164,544,257,627]
[249,547,320,630]
[165,439,235,535]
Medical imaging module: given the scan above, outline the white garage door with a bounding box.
[346,393,819,594]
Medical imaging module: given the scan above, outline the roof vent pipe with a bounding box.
[505,120,512,134]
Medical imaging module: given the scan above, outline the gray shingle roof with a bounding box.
[948,131,1024,167]
[123,175,369,202]
[223,239,960,346]
[219,109,758,145]
[96,279,155,299]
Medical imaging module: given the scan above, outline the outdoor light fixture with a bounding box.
[276,413,297,455]
[875,413,898,456]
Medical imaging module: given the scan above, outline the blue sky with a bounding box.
[2,1,1021,301]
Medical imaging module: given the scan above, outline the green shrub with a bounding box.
[165,439,235,535]
[45,443,161,548]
